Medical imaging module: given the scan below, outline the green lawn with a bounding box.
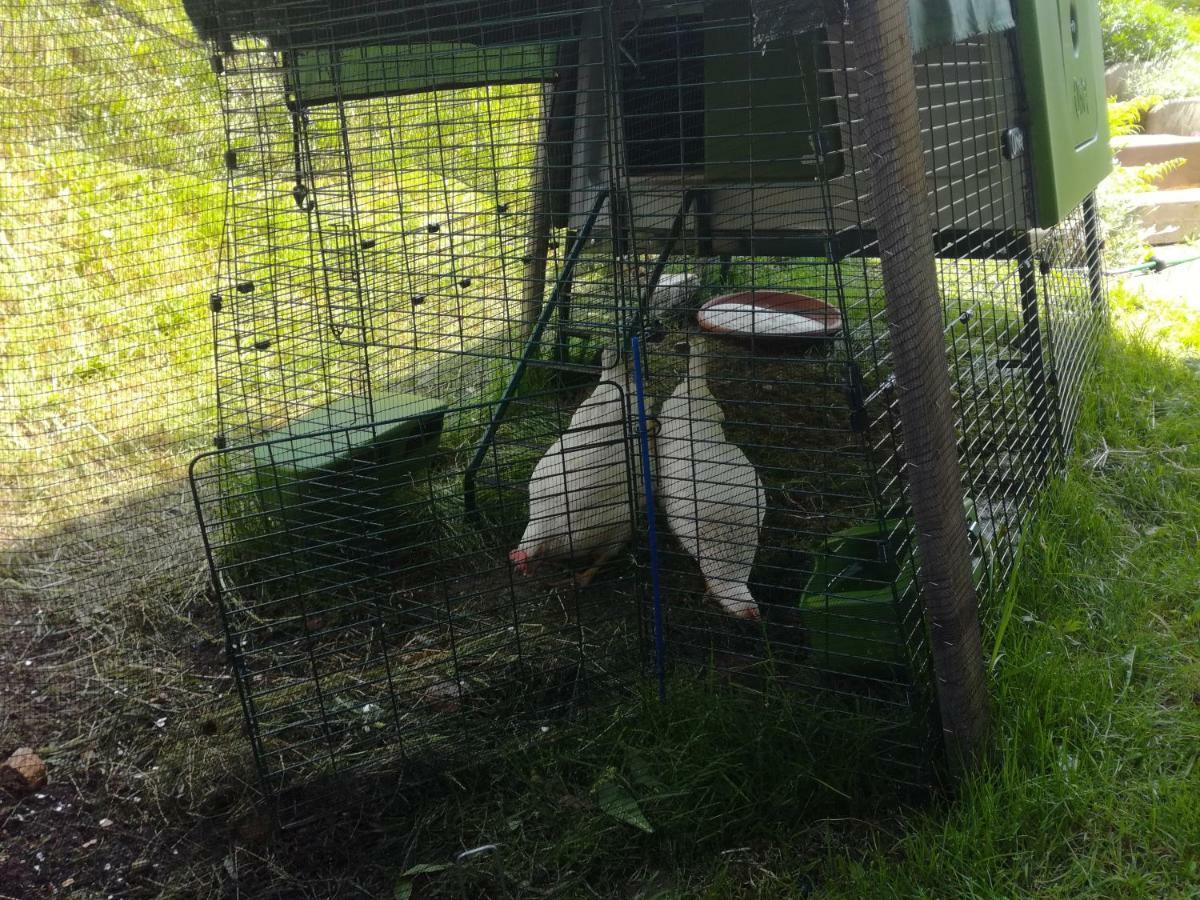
[149,282,1195,900]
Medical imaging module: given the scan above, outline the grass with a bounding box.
[0,0,222,547]
[34,277,1184,900]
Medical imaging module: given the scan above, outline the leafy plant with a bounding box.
[593,767,654,833]
[1101,0,1192,63]
[1099,95,1186,263]
[1108,94,1161,138]
[1107,94,1185,190]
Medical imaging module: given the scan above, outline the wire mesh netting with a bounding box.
[3,0,1107,837]
[2,0,224,764]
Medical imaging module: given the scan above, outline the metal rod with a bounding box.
[622,190,696,346]
[463,189,609,516]
[1081,193,1106,318]
[1107,253,1200,277]
[1017,234,1058,466]
[630,335,666,702]
[853,0,989,773]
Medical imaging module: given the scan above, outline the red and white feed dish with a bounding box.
[696,291,841,342]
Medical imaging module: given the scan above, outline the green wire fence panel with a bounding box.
[177,0,1109,819]
[1,0,1108,833]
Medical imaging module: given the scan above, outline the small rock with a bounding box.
[99,817,114,828]
[0,748,47,795]
[422,680,463,713]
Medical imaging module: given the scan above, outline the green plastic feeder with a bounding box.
[251,390,447,551]
[802,503,990,677]
[800,520,913,678]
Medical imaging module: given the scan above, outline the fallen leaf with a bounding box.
[394,862,451,900]
[594,772,653,833]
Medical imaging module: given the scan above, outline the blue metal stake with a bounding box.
[630,336,666,702]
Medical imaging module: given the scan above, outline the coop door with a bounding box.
[619,0,843,183]
[284,48,556,396]
[1012,0,1111,226]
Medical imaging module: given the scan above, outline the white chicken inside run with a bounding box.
[510,335,766,621]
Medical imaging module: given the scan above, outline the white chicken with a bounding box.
[509,347,648,587]
[657,338,765,619]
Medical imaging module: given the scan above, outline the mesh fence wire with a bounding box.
[3,0,1106,838]
[2,0,223,760]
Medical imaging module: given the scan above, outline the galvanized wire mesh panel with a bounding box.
[190,391,646,796]
[186,0,1110,804]
[1,0,221,766]
[3,0,1108,832]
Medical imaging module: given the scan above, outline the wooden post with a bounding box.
[852,0,990,773]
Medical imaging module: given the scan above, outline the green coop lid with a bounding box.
[252,390,447,478]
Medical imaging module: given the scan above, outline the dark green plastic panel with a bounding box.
[252,391,446,539]
[704,2,843,182]
[800,520,912,677]
[1014,0,1111,226]
[288,42,557,106]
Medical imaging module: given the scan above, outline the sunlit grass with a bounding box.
[0,1,223,541]
[5,3,1199,895]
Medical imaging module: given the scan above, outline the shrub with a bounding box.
[1101,0,1191,63]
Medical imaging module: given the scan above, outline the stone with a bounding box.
[1127,188,1200,245]
[1105,63,1135,102]
[1114,135,1200,190]
[1144,98,1200,138]
[0,748,47,795]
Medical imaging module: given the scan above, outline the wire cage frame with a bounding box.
[184,0,1108,811]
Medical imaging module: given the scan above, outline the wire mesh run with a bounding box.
[1,0,223,764]
[185,0,1108,808]
[190,389,648,793]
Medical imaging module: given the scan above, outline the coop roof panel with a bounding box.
[184,0,1015,55]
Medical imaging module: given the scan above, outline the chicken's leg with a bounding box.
[573,540,625,590]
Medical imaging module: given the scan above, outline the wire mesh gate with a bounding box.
[185,0,1107,809]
